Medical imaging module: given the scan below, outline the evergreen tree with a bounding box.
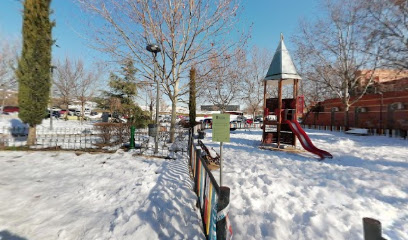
[16,0,54,145]
[104,59,150,127]
[189,67,197,129]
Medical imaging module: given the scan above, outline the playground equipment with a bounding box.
[261,35,332,160]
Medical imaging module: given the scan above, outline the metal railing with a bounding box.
[188,132,232,240]
[201,122,263,130]
[0,126,189,157]
[301,124,408,139]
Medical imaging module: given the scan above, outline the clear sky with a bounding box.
[0,0,320,65]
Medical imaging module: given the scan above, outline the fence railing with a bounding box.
[201,122,262,130]
[188,132,232,240]
[301,124,408,139]
[0,126,189,157]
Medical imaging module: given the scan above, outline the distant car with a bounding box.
[68,108,77,116]
[202,118,212,125]
[254,117,263,123]
[3,106,19,113]
[59,109,68,115]
[51,107,61,112]
[45,110,61,119]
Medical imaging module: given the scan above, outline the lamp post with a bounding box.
[146,44,161,154]
[49,66,56,130]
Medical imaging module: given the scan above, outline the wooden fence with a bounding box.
[188,133,232,240]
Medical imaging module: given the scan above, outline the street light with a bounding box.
[49,65,57,130]
[146,44,161,154]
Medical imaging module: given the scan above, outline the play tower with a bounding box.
[261,35,332,159]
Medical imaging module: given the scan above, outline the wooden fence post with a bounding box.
[217,186,230,240]
[363,218,385,240]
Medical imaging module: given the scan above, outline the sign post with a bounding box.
[212,114,230,186]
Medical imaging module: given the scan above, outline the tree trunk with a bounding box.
[170,99,176,143]
[169,76,179,143]
[81,101,85,124]
[27,125,36,146]
[65,103,69,120]
[344,105,350,131]
[1,90,6,115]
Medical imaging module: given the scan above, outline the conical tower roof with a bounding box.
[264,34,301,84]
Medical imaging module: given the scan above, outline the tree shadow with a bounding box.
[134,157,203,238]
[106,154,203,239]
[0,230,29,240]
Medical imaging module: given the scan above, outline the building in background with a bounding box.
[304,69,408,133]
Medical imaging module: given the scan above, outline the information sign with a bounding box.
[212,114,230,142]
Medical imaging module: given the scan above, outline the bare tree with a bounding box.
[143,86,156,120]
[199,49,245,112]
[361,0,408,70]
[77,0,247,142]
[293,0,380,129]
[0,41,19,113]
[241,46,272,119]
[74,63,102,122]
[54,57,82,115]
[159,98,168,113]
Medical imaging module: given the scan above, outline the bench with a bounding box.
[198,140,220,170]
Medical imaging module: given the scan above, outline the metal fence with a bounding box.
[201,122,262,130]
[188,132,232,240]
[0,126,189,157]
[301,124,408,139]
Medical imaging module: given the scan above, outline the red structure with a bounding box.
[303,69,408,135]
[261,35,332,159]
[303,91,408,134]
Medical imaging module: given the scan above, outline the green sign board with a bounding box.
[212,114,230,142]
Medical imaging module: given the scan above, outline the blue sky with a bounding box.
[0,0,320,65]
[241,0,319,49]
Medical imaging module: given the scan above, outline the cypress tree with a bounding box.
[16,0,54,145]
[189,67,196,129]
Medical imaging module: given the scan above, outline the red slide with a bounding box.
[284,119,333,160]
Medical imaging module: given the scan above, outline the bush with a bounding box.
[94,122,131,145]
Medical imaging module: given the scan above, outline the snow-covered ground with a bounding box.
[201,129,408,239]
[0,150,204,240]
[1,114,407,239]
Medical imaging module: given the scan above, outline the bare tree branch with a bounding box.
[293,0,381,128]
[77,0,248,141]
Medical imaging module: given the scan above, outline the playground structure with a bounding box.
[261,35,332,160]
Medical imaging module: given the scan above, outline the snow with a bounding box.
[200,129,408,240]
[207,147,219,159]
[346,128,369,135]
[1,115,407,239]
[0,150,204,240]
